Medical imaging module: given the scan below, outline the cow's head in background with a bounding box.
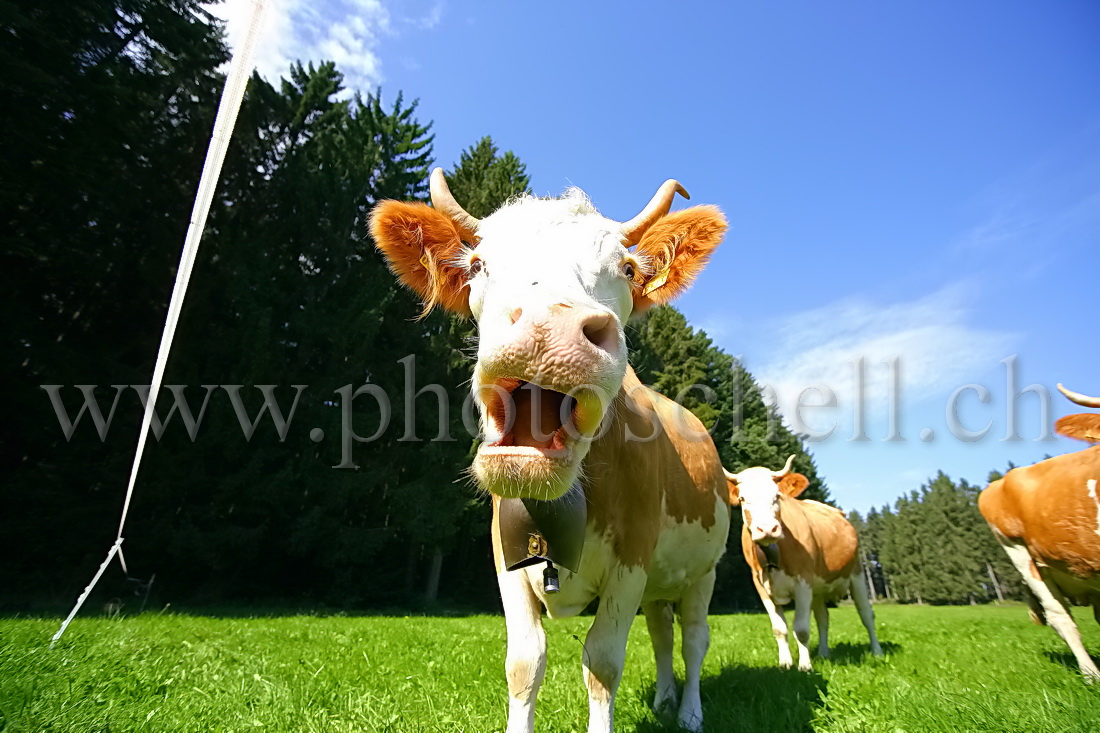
[370,168,726,500]
[1055,383,1100,444]
[725,456,810,544]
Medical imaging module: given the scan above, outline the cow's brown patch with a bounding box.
[583,664,615,703]
[583,368,725,568]
[488,368,725,570]
[1029,558,1043,581]
[979,446,1100,580]
[507,658,539,699]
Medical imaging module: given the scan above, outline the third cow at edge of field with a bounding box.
[979,383,1100,682]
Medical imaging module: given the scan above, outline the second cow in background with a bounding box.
[726,456,883,670]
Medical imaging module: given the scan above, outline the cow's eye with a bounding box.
[468,257,484,277]
[622,261,636,280]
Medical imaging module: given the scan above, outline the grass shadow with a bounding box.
[822,640,901,665]
[631,665,826,732]
[0,603,508,621]
[1042,649,1100,676]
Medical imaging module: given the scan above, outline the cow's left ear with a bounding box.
[369,200,472,317]
[1054,413,1100,443]
[778,473,810,498]
[632,205,727,313]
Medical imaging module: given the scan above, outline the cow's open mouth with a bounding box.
[479,379,605,455]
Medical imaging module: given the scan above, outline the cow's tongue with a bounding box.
[511,384,568,449]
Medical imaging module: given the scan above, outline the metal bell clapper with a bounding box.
[543,562,560,593]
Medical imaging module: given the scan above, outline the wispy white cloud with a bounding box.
[953,126,1100,262]
[749,283,1014,435]
[206,0,393,93]
[955,206,1037,253]
[398,0,445,30]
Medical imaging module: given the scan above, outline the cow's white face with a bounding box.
[370,170,727,501]
[465,195,636,499]
[727,457,808,544]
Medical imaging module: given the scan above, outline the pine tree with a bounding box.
[442,136,530,219]
[1,0,233,604]
[966,476,1023,601]
[848,511,878,601]
[408,137,532,603]
[871,472,1026,606]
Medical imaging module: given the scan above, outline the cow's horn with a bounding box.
[1058,383,1100,408]
[773,454,796,479]
[621,179,690,246]
[430,167,480,233]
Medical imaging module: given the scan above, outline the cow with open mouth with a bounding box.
[370,169,730,732]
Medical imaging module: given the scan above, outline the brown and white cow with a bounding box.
[370,170,730,732]
[725,456,882,671]
[978,383,1100,682]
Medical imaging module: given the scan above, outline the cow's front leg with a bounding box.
[758,593,792,668]
[642,601,677,713]
[583,568,647,733]
[498,568,547,733]
[792,581,814,672]
[677,568,716,733]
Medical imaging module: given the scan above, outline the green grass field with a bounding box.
[1,604,1097,732]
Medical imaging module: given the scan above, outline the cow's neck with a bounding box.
[584,365,652,466]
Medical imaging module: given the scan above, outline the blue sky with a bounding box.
[213,0,1099,513]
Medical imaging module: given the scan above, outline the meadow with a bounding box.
[1,604,1097,732]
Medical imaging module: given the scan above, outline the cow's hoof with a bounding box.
[677,709,703,732]
[652,687,678,714]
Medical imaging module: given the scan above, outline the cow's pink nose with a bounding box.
[490,304,622,389]
[521,304,619,357]
[752,523,783,543]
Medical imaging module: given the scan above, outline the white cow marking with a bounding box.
[1087,479,1100,538]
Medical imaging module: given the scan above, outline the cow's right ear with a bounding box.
[778,473,810,498]
[369,201,472,317]
[724,471,741,507]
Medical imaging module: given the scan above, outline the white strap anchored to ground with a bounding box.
[51,0,269,647]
